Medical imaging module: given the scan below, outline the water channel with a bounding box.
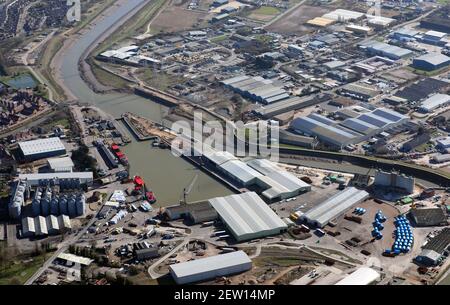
[59,0,232,206]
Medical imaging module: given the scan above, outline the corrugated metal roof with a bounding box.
[19,137,66,156]
[301,187,370,227]
[420,93,450,112]
[414,52,450,66]
[218,160,262,184]
[247,158,310,193]
[47,157,74,170]
[19,172,93,181]
[169,251,251,279]
[209,192,287,239]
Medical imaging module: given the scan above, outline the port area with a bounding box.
[119,112,175,143]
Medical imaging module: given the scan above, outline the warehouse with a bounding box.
[291,108,407,148]
[221,75,289,104]
[421,30,447,46]
[247,158,311,201]
[322,9,365,22]
[170,250,252,284]
[409,208,448,227]
[218,159,262,187]
[335,267,380,285]
[18,172,93,188]
[415,228,450,266]
[413,53,450,71]
[436,137,450,150]
[18,137,66,161]
[291,114,361,148]
[306,17,335,27]
[163,201,218,224]
[47,157,74,173]
[21,214,71,238]
[279,129,318,148]
[299,187,370,228]
[366,15,395,28]
[254,94,331,118]
[338,82,380,101]
[346,24,373,35]
[418,93,450,113]
[209,192,287,242]
[360,41,413,60]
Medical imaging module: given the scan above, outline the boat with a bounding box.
[111,143,129,165]
[145,191,157,204]
[132,175,157,204]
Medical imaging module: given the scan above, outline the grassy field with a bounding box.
[0,252,50,285]
[93,0,166,54]
[135,68,184,91]
[252,6,281,15]
[210,34,229,43]
[88,59,133,89]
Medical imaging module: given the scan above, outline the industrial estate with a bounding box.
[0,0,450,289]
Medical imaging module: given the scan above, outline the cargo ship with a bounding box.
[111,143,129,166]
[133,175,157,204]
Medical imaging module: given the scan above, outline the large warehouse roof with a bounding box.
[335,267,380,285]
[419,93,450,112]
[19,137,65,157]
[414,52,450,66]
[322,9,365,21]
[19,172,93,181]
[300,187,370,227]
[169,251,252,284]
[247,158,310,195]
[209,192,287,241]
[218,160,262,185]
[362,41,412,59]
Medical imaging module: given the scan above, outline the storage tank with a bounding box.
[31,188,42,217]
[59,195,68,215]
[76,194,86,216]
[67,194,77,218]
[40,189,51,216]
[50,195,59,215]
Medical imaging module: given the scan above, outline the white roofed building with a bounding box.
[19,137,66,161]
[335,267,380,285]
[169,251,252,284]
[247,158,311,201]
[299,187,370,228]
[47,157,74,173]
[209,192,287,241]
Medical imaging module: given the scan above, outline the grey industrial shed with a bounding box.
[169,251,252,284]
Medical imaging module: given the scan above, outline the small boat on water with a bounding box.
[132,175,157,204]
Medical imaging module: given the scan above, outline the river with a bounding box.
[58,0,232,206]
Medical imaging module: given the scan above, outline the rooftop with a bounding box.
[19,137,66,156]
[209,192,287,240]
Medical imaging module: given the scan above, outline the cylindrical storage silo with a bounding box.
[50,195,59,215]
[59,195,68,216]
[76,194,86,216]
[68,195,76,218]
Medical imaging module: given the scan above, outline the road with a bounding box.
[24,211,101,285]
[262,0,307,29]
[21,31,57,102]
[147,238,190,279]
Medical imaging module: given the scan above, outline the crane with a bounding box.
[180,174,198,205]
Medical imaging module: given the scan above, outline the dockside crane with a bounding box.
[180,174,198,206]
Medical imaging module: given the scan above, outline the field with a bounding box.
[149,5,210,34]
[266,4,332,35]
[0,252,50,285]
[246,6,281,22]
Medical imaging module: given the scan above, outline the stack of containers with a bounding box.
[372,210,387,240]
[393,215,413,254]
